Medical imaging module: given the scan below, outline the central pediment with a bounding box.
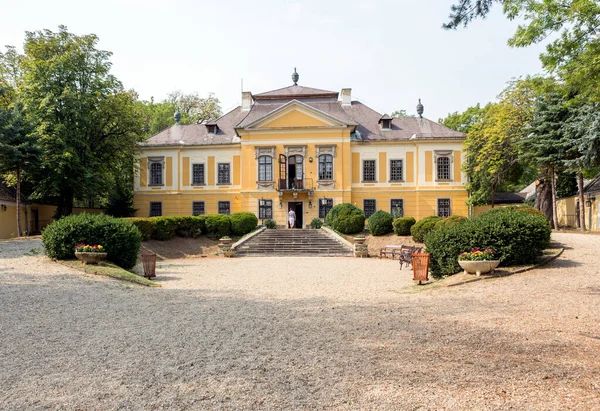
[238,100,351,130]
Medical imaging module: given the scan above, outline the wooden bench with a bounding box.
[379,245,404,259]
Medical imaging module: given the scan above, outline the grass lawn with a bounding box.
[61,260,160,287]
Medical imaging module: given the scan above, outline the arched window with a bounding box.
[437,156,450,180]
[318,154,333,180]
[258,155,272,181]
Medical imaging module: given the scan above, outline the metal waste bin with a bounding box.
[142,253,157,278]
[412,252,430,284]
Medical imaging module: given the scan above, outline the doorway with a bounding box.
[288,201,303,228]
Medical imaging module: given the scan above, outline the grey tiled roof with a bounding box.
[0,183,16,202]
[584,174,600,194]
[143,85,465,146]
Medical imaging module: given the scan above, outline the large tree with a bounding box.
[444,0,600,101]
[439,103,490,134]
[17,26,143,217]
[0,103,38,236]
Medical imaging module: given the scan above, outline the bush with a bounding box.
[126,218,155,241]
[229,212,258,236]
[264,219,277,229]
[205,214,231,239]
[433,215,468,230]
[367,210,393,236]
[151,216,179,241]
[42,213,141,269]
[411,216,443,242]
[310,218,323,229]
[325,203,365,234]
[174,216,206,238]
[425,208,551,278]
[393,217,416,236]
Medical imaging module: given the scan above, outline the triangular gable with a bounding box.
[242,100,350,129]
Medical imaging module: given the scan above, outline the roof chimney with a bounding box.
[341,88,351,106]
[241,91,252,112]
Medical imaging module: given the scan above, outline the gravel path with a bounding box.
[1,233,599,409]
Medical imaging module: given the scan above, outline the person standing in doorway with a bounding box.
[288,207,296,229]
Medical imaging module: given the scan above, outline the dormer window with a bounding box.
[206,122,219,134]
[378,114,393,130]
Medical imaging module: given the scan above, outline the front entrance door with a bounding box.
[288,201,303,228]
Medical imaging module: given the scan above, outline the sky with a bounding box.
[1,0,548,121]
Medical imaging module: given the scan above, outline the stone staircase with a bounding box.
[235,229,353,257]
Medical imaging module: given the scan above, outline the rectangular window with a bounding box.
[391,199,404,218]
[436,156,451,180]
[149,202,162,217]
[192,164,205,185]
[319,198,333,219]
[438,198,451,217]
[192,201,205,216]
[390,159,403,181]
[258,156,273,181]
[218,201,230,215]
[363,160,376,182]
[318,155,334,180]
[363,199,376,218]
[258,199,272,220]
[149,161,163,186]
[218,163,230,184]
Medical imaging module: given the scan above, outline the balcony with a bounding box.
[278,178,314,192]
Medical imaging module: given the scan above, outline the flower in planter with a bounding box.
[75,243,105,253]
[221,247,234,252]
[458,248,495,261]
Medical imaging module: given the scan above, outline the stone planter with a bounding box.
[354,237,366,245]
[354,245,368,258]
[219,237,233,246]
[458,260,500,276]
[75,252,107,265]
[222,250,235,258]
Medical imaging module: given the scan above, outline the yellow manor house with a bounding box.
[134,72,468,228]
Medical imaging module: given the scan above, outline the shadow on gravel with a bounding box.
[1,275,597,409]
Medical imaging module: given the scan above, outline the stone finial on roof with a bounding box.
[174,110,181,124]
[292,67,299,85]
[416,99,424,118]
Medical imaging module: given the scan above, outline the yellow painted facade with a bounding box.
[134,84,469,226]
[556,195,599,231]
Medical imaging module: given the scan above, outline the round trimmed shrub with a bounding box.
[205,214,231,239]
[425,208,551,278]
[434,215,468,230]
[411,216,443,242]
[310,218,323,229]
[393,217,416,236]
[367,210,393,236]
[42,213,141,269]
[230,212,258,236]
[325,203,365,234]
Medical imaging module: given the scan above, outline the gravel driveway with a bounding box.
[1,233,599,409]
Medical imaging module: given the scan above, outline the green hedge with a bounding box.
[42,213,141,269]
[367,210,393,236]
[433,215,468,230]
[393,217,416,236]
[325,203,365,234]
[174,216,206,238]
[229,212,258,236]
[205,214,232,239]
[411,216,443,242]
[425,208,551,278]
[126,218,155,241]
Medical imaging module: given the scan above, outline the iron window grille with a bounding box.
[437,157,451,180]
[218,163,231,184]
[319,198,333,218]
[149,162,163,185]
[390,159,403,181]
[192,201,205,216]
[258,199,272,219]
[391,199,404,218]
[218,201,231,215]
[363,160,376,182]
[437,198,451,217]
[258,156,273,181]
[149,202,162,217]
[192,164,205,185]
[363,199,377,218]
[318,154,333,180]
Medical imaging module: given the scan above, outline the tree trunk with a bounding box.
[57,187,74,218]
[535,170,553,226]
[577,171,586,231]
[491,182,496,208]
[551,167,559,230]
[16,167,22,237]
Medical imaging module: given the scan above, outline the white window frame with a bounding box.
[217,162,231,185]
[148,157,165,186]
[435,151,453,181]
[389,159,404,182]
[192,163,205,186]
